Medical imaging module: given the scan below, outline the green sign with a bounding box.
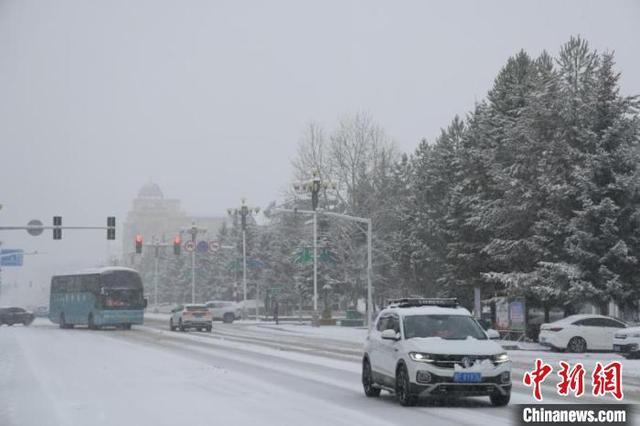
[294,248,312,264]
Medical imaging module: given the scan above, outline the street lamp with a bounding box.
[292,172,335,325]
[227,199,260,321]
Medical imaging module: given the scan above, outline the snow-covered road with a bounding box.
[1,319,637,426]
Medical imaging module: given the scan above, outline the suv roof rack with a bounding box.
[387,297,459,308]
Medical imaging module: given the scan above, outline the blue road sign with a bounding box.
[1,249,24,267]
[248,258,265,269]
[196,240,209,253]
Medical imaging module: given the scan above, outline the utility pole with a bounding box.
[183,222,207,304]
[228,200,260,321]
[292,172,335,326]
[153,237,160,309]
[0,240,3,301]
[273,208,374,329]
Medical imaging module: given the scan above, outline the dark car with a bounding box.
[0,307,35,326]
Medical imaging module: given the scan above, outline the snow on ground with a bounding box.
[0,320,400,426]
[3,319,639,426]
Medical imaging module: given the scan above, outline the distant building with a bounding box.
[122,182,226,260]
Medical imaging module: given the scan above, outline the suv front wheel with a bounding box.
[490,392,510,407]
[362,358,381,397]
[395,363,417,406]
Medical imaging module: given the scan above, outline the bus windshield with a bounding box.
[103,288,144,309]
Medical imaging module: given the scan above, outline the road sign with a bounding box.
[0,249,24,266]
[184,240,195,252]
[248,258,265,269]
[294,248,312,264]
[27,219,43,236]
[208,240,220,253]
[196,240,209,253]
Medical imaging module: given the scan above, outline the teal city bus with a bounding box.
[49,267,147,329]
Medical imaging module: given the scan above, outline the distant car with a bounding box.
[613,326,640,359]
[0,307,35,326]
[538,314,626,353]
[33,306,49,318]
[169,304,212,332]
[205,300,239,323]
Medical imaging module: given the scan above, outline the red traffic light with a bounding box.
[173,235,181,255]
[135,234,143,254]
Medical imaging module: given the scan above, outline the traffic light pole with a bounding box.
[136,238,181,309]
[228,200,259,321]
[313,210,318,313]
[242,228,248,321]
[1,216,117,241]
[191,243,196,304]
[183,223,206,304]
[154,241,159,309]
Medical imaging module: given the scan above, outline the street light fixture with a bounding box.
[228,199,260,321]
[292,172,336,325]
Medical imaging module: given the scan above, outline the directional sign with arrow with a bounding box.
[0,249,24,266]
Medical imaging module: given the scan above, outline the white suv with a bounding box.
[169,304,213,332]
[362,298,511,406]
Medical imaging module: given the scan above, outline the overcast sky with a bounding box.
[1,0,638,299]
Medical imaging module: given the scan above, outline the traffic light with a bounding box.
[107,217,116,240]
[173,235,181,255]
[53,216,62,240]
[135,234,143,254]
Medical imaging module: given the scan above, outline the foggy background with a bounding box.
[0,0,638,305]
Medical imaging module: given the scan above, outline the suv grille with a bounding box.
[431,354,493,369]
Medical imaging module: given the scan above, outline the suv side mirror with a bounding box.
[477,318,491,330]
[381,329,400,340]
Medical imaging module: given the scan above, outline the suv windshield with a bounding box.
[403,315,487,340]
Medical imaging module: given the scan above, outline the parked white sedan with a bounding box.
[613,326,640,359]
[538,314,626,353]
[205,300,241,323]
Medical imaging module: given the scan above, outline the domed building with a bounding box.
[122,182,227,261]
[137,182,164,199]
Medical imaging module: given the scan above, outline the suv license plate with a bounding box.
[453,372,482,383]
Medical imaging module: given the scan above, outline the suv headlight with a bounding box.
[409,352,434,363]
[492,353,510,364]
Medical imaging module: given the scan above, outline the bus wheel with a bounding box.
[60,313,67,329]
[123,324,132,330]
[88,314,97,330]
